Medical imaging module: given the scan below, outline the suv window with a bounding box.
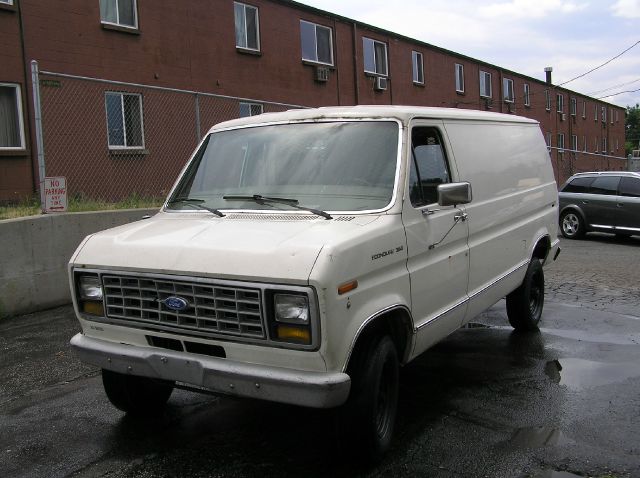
[619,177,640,197]
[562,176,594,193]
[409,127,451,206]
[588,176,620,195]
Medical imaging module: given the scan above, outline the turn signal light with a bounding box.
[276,325,311,344]
[82,301,104,316]
[338,280,358,295]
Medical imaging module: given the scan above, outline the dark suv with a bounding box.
[559,171,640,239]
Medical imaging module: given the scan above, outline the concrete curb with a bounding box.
[0,209,158,318]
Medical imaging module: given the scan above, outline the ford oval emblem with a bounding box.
[163,296,189,311]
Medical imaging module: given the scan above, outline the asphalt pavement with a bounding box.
[1,234,639,478]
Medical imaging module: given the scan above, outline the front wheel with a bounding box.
[506,259,544,331]
[102,369,174,416]
[560,210,585,239]
[341,334,399,463]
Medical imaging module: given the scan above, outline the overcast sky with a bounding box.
[296,0,640,108]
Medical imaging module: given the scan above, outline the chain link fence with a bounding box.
[34,65,306,204]
[550,148,629,186]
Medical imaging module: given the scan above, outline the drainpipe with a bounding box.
[351,22,359,105]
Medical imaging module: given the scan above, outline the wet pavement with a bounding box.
[1,234,639,478]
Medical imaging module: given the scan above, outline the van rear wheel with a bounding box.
[102,369,174,416]
[506,259,544,331]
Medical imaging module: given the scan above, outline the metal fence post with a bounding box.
[30,60,47,211]
[194,92,201,142]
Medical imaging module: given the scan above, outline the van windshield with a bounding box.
[166,121,400,213]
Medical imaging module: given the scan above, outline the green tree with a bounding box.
[625,104,640,154]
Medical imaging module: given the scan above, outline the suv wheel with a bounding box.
[560,210,585,239]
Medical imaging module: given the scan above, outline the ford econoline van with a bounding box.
[70,106,560,460]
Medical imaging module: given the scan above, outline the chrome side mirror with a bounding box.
[437,182,472,207]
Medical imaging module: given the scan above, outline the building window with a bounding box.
[234,2,260,51]
[601,106,607,123]
[556,94,564,113]
[616,139,619,151]
[602,137,607,152]
[545,89,550,111]
[610,108,614,124]
[363,37,388,76]
[524,83,530,107]
[239,102,263,117]
[0,83,25,150]
[595,137,599,153]
[300,20,333,65]
[546,132,552,151]
[582,101,586,118]
[0,0,15,5]
[100,0,138,29]
[594,104,598,122]
[570,97,577,116]
[615,110,619,122]
[105,92,144,149]
[479,70,492,98]
[557,133,565,152]
[455,63,464,93]
[571,134,578,151]
[503,78,514,103]
[412,51,424,84]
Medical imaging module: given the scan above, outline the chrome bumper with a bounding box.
[70,334,351,408]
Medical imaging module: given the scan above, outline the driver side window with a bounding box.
[409,127,451,207]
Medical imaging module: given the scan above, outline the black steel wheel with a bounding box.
[506,259,545,331]
[101,369,174,416]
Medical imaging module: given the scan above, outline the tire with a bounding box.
[560,210,585,239]
[341,334,399,463]
[506,259,544,331]
[101,369,174,416]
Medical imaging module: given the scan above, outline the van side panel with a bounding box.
[442,121,557,322]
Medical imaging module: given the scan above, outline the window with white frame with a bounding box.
[524,83,530,107]
[0,0,15,5]
[582,100,586,118]
[610,108,614,124]
[570,97,576,116]
[105,92,144,149]
[300,20,333,65]
[239,102,263,117]
[363,37,388,76]
[595,137,599,152]
[545,89,551,111]
[571,134,578,151]
[556,94,564,113]
[616,138,619,151]
[546,132,551,148]
[412,51,424,84]
[615,110,619,122]
[0,83,25,150]
[602,137,607,152]
[557,133,565,152]
[455,63,464,93]
[234,2,260,51]
[479,71,492,98]
[100,0,138,29]
[594,104,598,122]
[601,106,606,123]
[503,78,514,103]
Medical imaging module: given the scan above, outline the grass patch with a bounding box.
[0,194,164,220]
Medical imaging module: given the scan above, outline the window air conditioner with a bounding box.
[374,76,388,91]
[315,66,329,83]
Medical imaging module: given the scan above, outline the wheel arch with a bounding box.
[559,204,587,224]
[343,305,414,374]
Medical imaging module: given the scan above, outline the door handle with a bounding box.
[454,212,468,222]
[617,203,624,208]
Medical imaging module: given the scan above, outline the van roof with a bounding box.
[209,105,539,132]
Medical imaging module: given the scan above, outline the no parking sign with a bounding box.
[44,177,67,213]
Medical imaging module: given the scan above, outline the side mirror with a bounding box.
[437,182,472,207]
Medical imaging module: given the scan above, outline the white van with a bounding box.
[69,106,560,460]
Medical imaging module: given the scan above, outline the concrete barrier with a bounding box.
[0,209,158,318]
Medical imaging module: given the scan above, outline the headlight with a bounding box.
[76,273,104,316]
[274,294,309,324]
[79,275,103,300]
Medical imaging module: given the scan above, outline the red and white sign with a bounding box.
[44,176,68,213]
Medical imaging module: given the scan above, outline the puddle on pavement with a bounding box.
[539,327,639,345]
[545,358,640,390]
[508,426,572,449]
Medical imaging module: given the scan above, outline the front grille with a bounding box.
[102,275,265,339]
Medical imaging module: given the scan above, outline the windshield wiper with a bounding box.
[223,194,333,220]
[167,198,225,217]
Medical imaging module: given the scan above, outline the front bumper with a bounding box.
[70,334,351,408]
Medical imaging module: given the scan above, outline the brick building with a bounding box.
[0,0,627,203]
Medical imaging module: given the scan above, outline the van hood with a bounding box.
[71,212,378,284]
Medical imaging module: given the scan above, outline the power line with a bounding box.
[597,87,640,100]
[557,40,640,87]
[588,78,640,96]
